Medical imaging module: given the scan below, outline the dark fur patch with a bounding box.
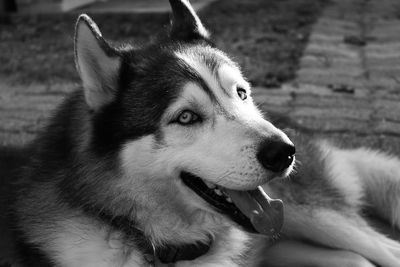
[168,0,209,42]
[14,232,53,267]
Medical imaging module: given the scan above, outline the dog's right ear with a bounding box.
[169,0,209,41]
[74,14,121,111]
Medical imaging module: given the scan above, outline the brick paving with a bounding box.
[2,0,400,153]
[0,82,75,146]
[254,0,400,154]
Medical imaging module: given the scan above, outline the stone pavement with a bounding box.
[2,0,400,153]
[19,0,215,14]
[253,0,400,154]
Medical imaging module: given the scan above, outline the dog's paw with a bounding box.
[371,237,400,267]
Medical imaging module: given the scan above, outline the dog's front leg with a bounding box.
[260,239,375,267]
[281,206,400,267]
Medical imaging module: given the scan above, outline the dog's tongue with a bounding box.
[224,186,283,237]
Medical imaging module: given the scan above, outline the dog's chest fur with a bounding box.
[40,214,254,267]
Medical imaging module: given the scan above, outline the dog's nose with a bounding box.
[257,138,295,173]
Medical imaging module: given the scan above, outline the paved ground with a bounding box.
[2,0,400,155]
[19,0,215,14]
[254,0,400,154]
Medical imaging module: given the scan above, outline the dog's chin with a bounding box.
[180,171,284,237]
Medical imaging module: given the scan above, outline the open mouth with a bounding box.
[181,172,284,237]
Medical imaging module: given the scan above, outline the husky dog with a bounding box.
[9,0,400,266]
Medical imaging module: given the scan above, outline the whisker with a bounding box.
[215,171,235,184]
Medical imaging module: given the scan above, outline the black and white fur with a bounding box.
[9,0,400,266]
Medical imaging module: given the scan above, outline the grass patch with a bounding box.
[0,0,325,87]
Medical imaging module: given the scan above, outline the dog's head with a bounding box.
[74,0,294,245]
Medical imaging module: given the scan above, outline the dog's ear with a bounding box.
[169,0,209,41]
[74,14,121,111]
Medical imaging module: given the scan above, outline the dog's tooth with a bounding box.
[214,189,222,196]
[204,181,216,189]
[226,197,232,203]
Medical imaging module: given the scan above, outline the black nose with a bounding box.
[257,138,295,172]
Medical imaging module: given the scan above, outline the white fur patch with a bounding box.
[318,141,364,207]
[40,217,146,267]
[175,50,219,93]
[217,64,249,96]
[322,140,400,221]
[333,146,400,227]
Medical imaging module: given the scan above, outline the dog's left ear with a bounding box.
[169,0,210,41]
[74,14,121,111]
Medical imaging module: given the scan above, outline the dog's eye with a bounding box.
[177,110,199,125]
[237,87,247,100]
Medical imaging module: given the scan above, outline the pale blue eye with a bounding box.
[178,110,199,125]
